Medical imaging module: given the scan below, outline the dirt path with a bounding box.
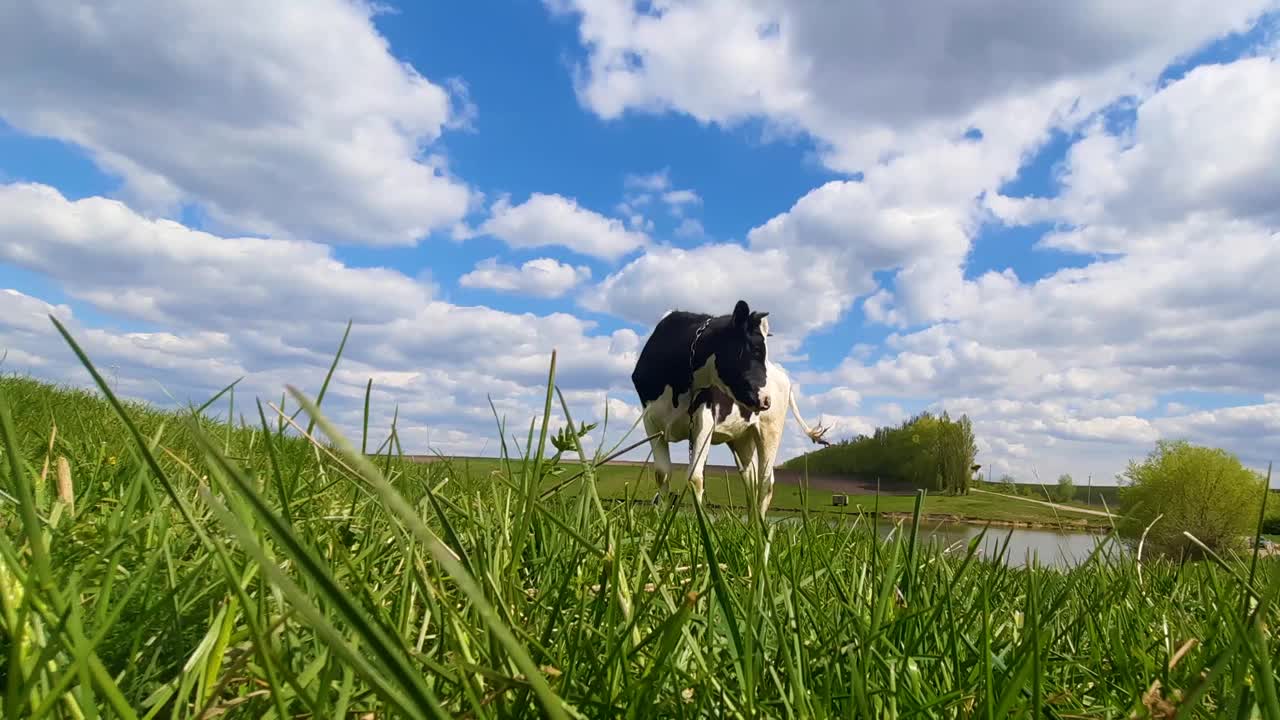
[969,488,1117,518]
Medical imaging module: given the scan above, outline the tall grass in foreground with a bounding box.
[0,319,1278,719]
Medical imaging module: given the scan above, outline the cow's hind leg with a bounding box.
[644,413,672,505]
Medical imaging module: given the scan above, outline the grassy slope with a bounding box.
[2,367,1279,718]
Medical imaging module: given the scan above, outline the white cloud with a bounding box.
[617,168,705,231]
[624,169,674,193]
[674,218,706,238]
[549,0,1273,174]
[750,179,976,323]
[662,189,702,214]
[0,289,252,403]
[0,184,658,463]
[826,224,1280,401]
[1046,416,1160,445]
[459,257,592,298]
[586,175,974,344]
[810,387,863,415]
[994,55,1280,252]
[579,242,847,357]
[1155,403,1280,469]
[0,182,432,330]
[480,193,649,261]
[561,2,1280,346]
[877,403,908,425]
[0,279,660,466]
[0,0,474,246]
[810,50,1280,483]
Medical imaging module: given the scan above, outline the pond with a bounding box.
[766,512,1127,569]
[871,518,1124,569]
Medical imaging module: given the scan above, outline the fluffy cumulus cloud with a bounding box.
[583,175,975,346]
[579,241,847,358]
[560,0,1278,335]
[0,180,645,455]
[0,283,644,459]
[0,0,474,245]
[815,52,1280,480]
[479,193,649,261]
[993,55,1280,250]
[549,0,1272,173]
[459,257,592,298]
[0,183,434,330]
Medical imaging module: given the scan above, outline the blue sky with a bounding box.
[0,1,1278,486]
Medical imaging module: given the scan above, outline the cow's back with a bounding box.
[631,310,709,407]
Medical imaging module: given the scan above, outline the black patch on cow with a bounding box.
[692,386,753,423]
[631,299,771,412]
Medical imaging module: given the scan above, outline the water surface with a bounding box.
[873,518,1122,569]
[767,512,1125,569]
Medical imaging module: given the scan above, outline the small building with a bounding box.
[832,494,848,506]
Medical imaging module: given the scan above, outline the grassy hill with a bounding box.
[1,362,1277,718]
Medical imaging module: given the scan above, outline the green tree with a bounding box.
[1054,473,1076,503]
[780,410,979,494]
[997,474,1017,494]
[935,412,977,495]
[1118,440,1266,555]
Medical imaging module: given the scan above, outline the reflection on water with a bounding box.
[768,512,1128,569]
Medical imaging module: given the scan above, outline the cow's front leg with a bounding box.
[687,404,715,504]
[755,419,783,520]
[730,437,759,513]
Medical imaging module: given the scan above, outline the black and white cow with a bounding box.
[630,299,830,518]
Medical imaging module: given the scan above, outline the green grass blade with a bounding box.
[284,384,573,720]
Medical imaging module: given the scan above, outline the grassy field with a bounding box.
[408,456,1112,529]
[2,332,1279,718]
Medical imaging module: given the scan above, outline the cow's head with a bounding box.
[712,300,772,413]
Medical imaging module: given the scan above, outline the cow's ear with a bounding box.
[733,300,751,330]
[753,312,771,336]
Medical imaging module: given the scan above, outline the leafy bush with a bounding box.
[1118,440,1267,555]
[1054,473,1076,503]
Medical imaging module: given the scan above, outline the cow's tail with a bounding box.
[787,385,832,446]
